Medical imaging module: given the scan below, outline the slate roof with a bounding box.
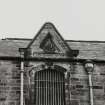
[67,40,105,60]
[0,38,30,56]
[0,38,105,60]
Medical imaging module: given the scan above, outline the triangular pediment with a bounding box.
[40,33,60,53]
[27,22,78,58]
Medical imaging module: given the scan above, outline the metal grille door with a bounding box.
[34,69,65,105]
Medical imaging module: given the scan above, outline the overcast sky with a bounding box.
[0,0,105,41]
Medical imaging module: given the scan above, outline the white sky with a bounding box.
[0,0,105,41]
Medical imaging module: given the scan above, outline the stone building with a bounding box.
[0,22,105,105]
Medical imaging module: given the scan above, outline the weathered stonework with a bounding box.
[0,23,105,105]
[0,61,20,105]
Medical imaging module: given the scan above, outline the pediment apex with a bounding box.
[43,22,55,28]
[27,22,76,57]
[27,22,62,48]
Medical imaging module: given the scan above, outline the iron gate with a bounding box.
[34,69,65,105]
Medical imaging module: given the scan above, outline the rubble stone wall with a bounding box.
[0,61,105,105]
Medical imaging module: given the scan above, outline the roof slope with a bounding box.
[67,40,105,60]
[0,39,30,56]
[0,38,105,60]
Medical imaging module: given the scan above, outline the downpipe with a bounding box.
[85,60,94,105]
[20,61,24,105]
[88,72,94,105]
[19,49,25,105]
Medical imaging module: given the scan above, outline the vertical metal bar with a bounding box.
[44,71,46,105]
[38,72,40,105]
[57,72,59,105]
[38,72,39,105]
[46,70,47,105]
[34,75,35,105]
[37,73,38,105]
[55,71,57,105]
[60,73,62,105]
[62,74,64,105]
[44,71,45,105]
[46,70,48,105]
[40,71,41,105]
[59,72,61,105]
[47,70,49,105]
[50,69,52,105]
[55,71,56,105]
[49,70,50,105]
[61,74,63,105]
[51,70,53,105]
[53,71,55,105]
[57,73,60,105]
[63,74,66,105]
[34,73,36,105]
[56,71,58,105]
[41,71,43,105]
[52,71,54,105]
[42,71,44,105]
[63,74,65,105]
[54,71,55,105]
[48,69,50,105]
[48,70,49,105]
[36,73,38,105]
[35,72,37,105]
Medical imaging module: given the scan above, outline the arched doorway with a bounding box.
[34,68,65,105]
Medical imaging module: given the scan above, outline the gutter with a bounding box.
[0,56,105,63]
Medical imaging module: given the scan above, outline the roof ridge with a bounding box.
[66,40,105,43]
[2,38,32,41]
[1,38,105,43]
